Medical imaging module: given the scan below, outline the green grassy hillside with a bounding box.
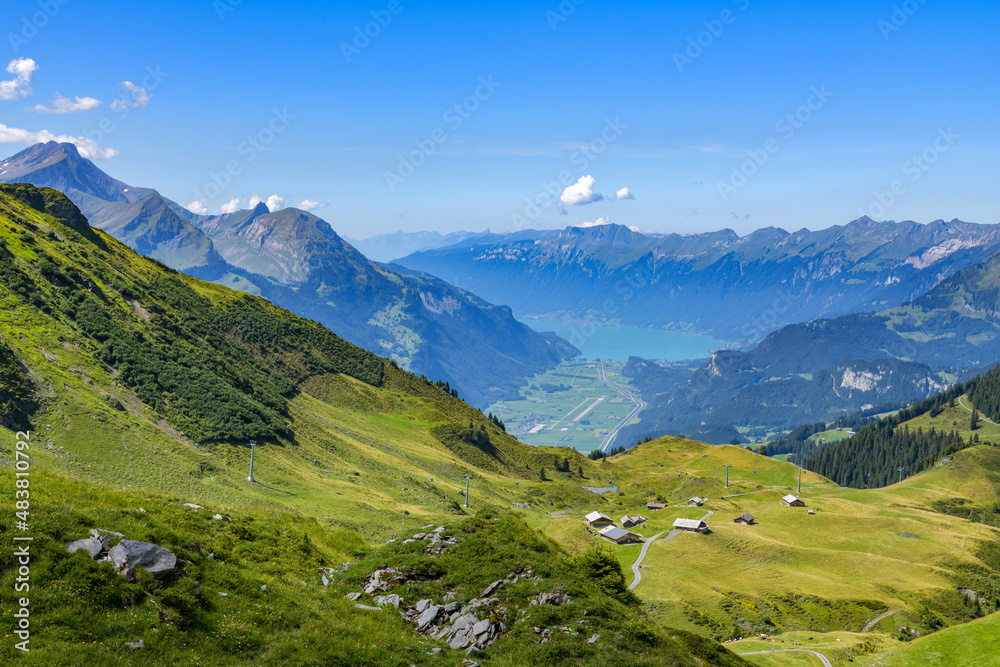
[0,184,751,664]
[533,438,1000,666]
[862,611,1000,666]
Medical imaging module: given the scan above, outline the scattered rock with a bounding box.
[416,605,440,631]
[181,503,204,510]
[377,594,402,608]
[125,639,144,650]
[66,538,105,560]
[321,575,330,587]
[587,633,600,645]
[218,592,228,598]
[355,604,382,612]
[107,540,178,580]
[260,585,268,592]
[480,580,503,598]
[345,592,363,601]
[212,514,223,520]
[532,592,572,606]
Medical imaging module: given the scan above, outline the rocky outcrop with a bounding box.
[65,530,178,581]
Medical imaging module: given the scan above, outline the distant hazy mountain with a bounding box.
[398,221,1000,344]
[1,142,576,408]
[620,251,1000,443]
[345,230,482,263]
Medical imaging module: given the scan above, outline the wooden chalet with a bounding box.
[584,511,614,527]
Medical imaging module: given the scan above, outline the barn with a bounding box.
[584,511,614,527]
[782,494,806,507]
[646,502,667,511]
[621,515,647,528]
[598,526,643,544]
[687,497,705,507]
[734,514,756,525]
[673,518,709,533]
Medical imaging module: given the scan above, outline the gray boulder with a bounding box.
[107,540,178,580]
[416,604,440,631]
[66,538,105,560]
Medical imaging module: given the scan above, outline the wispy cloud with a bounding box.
[29,93,101,114]
[0,58,37,100]
[109,81,150,110]
[297,199,327,211]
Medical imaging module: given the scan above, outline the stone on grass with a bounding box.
[416,605,440,631]
[66,538,105,560]
[107,540,177,580]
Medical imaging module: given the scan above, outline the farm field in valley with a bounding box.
[487,360,643,453]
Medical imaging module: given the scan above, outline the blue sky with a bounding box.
[1,0,997,238]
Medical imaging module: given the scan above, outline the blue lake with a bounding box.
[519,318,725,362]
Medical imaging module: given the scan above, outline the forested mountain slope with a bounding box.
[1,142,576,408]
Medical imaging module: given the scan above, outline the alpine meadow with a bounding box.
[1,2,999,666]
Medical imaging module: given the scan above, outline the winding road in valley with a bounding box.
[598,360,646,453]
[628,511,714,591]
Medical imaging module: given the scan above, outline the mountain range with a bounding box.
[343,229,482,263]
[619,249,1000,443]
[397,220,1000,344]
[3,181,1000,666]
[0,142,575,408]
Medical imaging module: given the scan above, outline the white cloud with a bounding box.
[29,93,101,114]
[0,122,118,159]
[186,200,208,215]
[0,58,37,101]
[110,81,150,110]
[560,175,603,208]
[217,194,285,215]
[615,187,635,200]
[220,197,242,214]
[297,199,323,211]
[265,194,284,212]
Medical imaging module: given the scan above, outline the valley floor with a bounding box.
[487,360,644,453]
